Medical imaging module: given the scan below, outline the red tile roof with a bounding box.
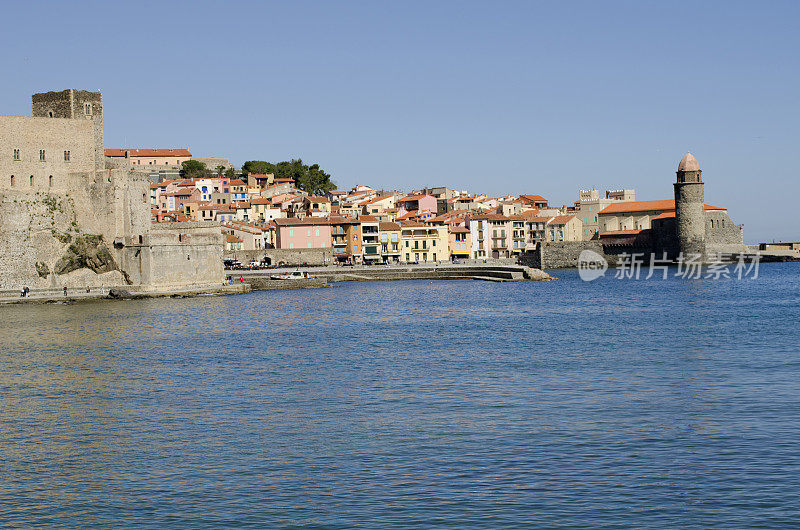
[365,195,393,205]
[105,148,191,157]
[519,194,548,203]
[549,215,576,225]
[599,199,726,215]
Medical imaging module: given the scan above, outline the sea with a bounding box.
[1,263,799,528]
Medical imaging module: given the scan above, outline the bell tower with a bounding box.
[674,152,706,260]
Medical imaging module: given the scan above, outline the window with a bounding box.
[39,150,46,162]
[354,244,358,251]
[49,175,53,187]
[13,149,20,161]
[289,229,294,237]
[307,229,311,237]
[10,175,14,187]
[289,243,294,249]
[84,103,92,115]
[64,150,70,162]
[307,242,312,248]
[315,228,320,237]
[30,175,34,186]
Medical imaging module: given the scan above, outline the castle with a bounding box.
[0,89,223,292]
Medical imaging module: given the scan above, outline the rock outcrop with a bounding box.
[54,235,117,275]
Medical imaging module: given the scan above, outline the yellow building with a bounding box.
[546,215,583,242]
[378,221,402,263]
[399,222,449,263]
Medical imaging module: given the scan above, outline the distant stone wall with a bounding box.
[225,248,334,266]
[522,241,622,269]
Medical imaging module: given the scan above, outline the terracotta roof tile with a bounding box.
[105,148,192,157]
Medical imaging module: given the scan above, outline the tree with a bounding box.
[242,159,336,195]
[241,160,274,175]
[224,167,237,179]
[215,165,225,177]
[181,160,207,178]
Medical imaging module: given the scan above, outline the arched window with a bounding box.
[10,175,15,187]
[49,175,53,187]
[30,175,34,187]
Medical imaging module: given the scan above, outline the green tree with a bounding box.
[241,160,274,175]
[181,160,207,178]
[224,167,237,179]
[243,158,336,195]
[215,165,225,177]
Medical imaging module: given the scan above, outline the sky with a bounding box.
[1,0,798,242]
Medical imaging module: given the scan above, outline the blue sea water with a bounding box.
[1,263,799,528]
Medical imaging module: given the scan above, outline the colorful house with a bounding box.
[273,218,331,250]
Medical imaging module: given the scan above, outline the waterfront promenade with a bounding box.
[0,283,249,305]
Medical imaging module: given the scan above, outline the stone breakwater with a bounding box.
[238,263,554,285]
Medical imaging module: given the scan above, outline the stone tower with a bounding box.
[31,89,104,170]
[674,152,706,260]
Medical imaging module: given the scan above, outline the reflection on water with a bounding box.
[1,264,799,527]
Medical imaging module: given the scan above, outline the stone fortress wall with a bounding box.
[0,89,223,291]
[703,209,746,256]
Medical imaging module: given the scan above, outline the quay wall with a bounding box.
[521,242,621,269]
[225,248,334,266]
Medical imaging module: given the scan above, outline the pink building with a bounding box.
[273,218,331,250]
[105,148,192,166]
[397,194,437,216]
[159,187,201,213]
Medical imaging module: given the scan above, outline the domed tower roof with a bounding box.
[677,152,700,172]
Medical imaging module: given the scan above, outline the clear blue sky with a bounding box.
[1,0,798,242]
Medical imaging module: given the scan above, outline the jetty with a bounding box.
[237,262,552,286]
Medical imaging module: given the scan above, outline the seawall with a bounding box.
[237,263,553,284]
